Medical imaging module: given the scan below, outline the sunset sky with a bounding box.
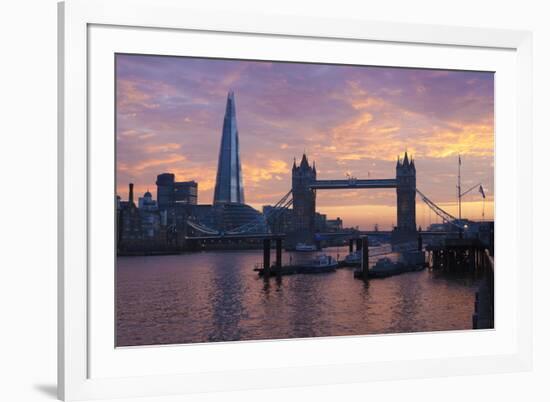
[116,54,494,230]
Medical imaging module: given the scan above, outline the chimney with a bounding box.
[129,183,134,205]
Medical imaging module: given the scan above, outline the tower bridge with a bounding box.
[290,152,417,244]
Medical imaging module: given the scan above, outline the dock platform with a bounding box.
[255,264,336,277]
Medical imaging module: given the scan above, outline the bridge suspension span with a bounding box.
[415,189,462,229]
[227,189,293,235]
[184,190,293,237]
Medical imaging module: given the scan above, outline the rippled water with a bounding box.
[116,247,480,346]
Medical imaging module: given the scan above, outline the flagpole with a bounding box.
[458,154,462,222]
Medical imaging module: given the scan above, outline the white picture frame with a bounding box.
[58,0,533,400]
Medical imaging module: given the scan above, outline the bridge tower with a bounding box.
[395,152,417,236]
[292,153,316,243]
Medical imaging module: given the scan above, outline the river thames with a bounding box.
[116,246,481,347]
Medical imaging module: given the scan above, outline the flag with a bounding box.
[479,185,486,198]
[458,155,462,165]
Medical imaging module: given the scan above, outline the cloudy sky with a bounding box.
[116,54,494,230]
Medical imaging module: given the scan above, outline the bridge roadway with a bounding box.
[317,231,459,237]
[185,233,285,240]
[310,178,397,190]
[186,230,457,240]
[317,231,392,237]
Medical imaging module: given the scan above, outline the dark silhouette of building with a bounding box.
[315,212,327,232]
[138,190,157,210]
[263,205,294,234]
[395,151,417,234]
[213,91,245,205]
[156,173,197,210]
[326,217,343,232]
[138,190,160,238]
[291,153,317,243]
[214,203,264,232]
[118,183,143,249]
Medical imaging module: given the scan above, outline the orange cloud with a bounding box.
[144,143,182,153]
[117,80,160,111]
[118,154,187,172]
[243,159,289,185]
[419,122,494,159]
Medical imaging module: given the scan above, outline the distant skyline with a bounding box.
[116,54,494,229]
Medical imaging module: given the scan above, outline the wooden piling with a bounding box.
[362,236,369,280]
[263,238,271,278]
[275,238,282,272]
[348,238,354,253]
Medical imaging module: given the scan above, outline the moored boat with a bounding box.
[299,254,338,273]
[368,257,405,278]
[255,253,337,276]
[295,243,317,252]
[344,251,361,265]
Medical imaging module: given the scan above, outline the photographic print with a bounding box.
[115,54,494,347]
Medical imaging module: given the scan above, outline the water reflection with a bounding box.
[116,247,480,346]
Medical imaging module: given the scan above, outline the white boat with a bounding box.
[295,243,317,252]
[300,254,338,272]
[344,251,361,265]
[369,257,403,278]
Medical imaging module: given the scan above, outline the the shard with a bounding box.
[213,91,245,204]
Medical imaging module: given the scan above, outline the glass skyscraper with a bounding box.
[213,91,245,204]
